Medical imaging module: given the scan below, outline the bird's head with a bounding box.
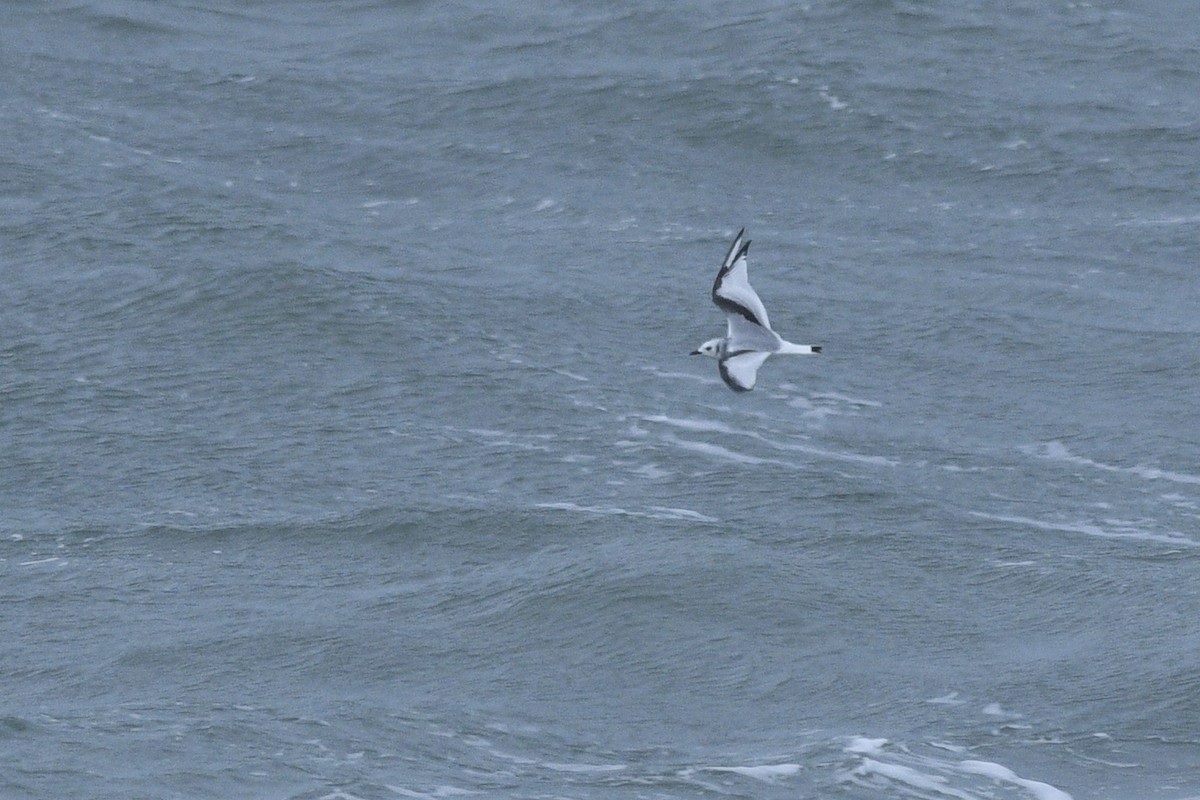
[690,338,722,359]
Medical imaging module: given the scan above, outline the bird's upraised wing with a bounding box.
[712,228,771,331]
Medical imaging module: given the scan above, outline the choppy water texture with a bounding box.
[3,2,1200,798]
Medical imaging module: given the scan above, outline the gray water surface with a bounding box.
[3,3,1199,798]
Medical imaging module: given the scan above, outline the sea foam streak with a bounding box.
[535,502,718,523]
[959,761,1073,800]
[1030,441,1200,486]
[641,414,898,467]
[970,511,1199,548]
[701,763,801,781]
[843,737,1074,800]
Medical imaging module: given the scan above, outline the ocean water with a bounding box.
[3,1,1199,798]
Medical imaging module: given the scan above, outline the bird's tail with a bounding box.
[778,341,821,355]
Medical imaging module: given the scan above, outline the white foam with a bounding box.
[703,763,801,781]
[460,735,537,765]
[648,505,717,522]
[1161,493,1199,510]
[543,761,626,773]
[631,463,671,479]
[387,786,480,799]
[550,368,589,382]
[970,511,1200,548]
[958,760,1073,800]
[535,501,718,523]
[1130,465,1200,485]
[641,414,738,435]
[1031,441,1200,486]
[817,85,849,110]
[20,556,63,567]
[845,737,888,755]
[668,437,782,466]
[982,702,1019,718]
[856,758,974,799]
[642,414,897,467]
[845,736,1074,800]
[810,391,883,407]
[645,366,720,385]
[439,426,558,453]
[770,439,898,467]
[1117,213,1200,226]
[927,691,966,706]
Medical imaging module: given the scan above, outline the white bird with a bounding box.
[691,228,821,392]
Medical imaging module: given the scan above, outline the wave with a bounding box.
[639,414,899,467]
[1027,441,1200,486]
[970,511,1200,549]
[534,501,718,524]
[843,736,1073,800]
[376,720,1082,800]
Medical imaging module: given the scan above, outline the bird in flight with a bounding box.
[691,228,821,392]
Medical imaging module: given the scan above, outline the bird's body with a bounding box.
[691,228,821,392]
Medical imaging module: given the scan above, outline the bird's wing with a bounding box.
[712,229,771,331]
[725,312,781,351]
[718,349,772,392]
